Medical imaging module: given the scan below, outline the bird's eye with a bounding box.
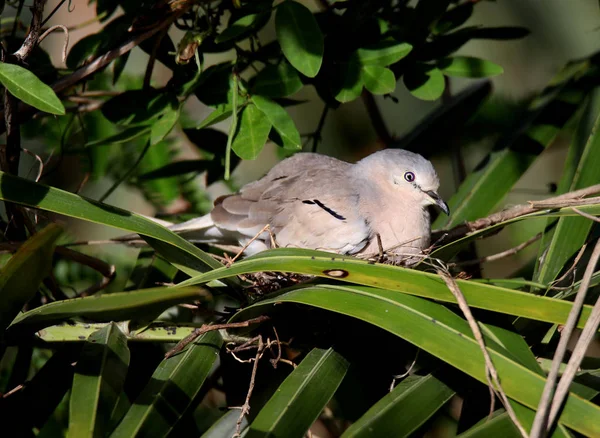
[404,171,415,182]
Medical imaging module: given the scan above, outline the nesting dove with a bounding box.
[163,149,449,264]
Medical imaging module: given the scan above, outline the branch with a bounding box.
[13,0,47,62]
[530,238,600,437]
[437,267,528,438]
[436,184,600,243]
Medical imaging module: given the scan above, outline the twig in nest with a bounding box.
[452,232,542,267]
[530,238,600,437]
[227,223,272,267]
[390,349,419,392]
[231,335,264,438]
[436,266,528,438]
[164,315,270,359]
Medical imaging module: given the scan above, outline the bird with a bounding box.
[160,149,449,265]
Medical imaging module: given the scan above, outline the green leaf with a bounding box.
[433,67,591,230]
[252,61,304,98]
[433,3,474,34]
[0,224,62,335]
[150,104,180,145]
[438,56,504,78]
[355,41,413,66]
[110,331,222,437]
[201,410,248,438]
[232,284,600,437]
[252,95,301,150]
[215,13,262,44]
[85,126,151,147]
[361,66,396,95]
[0,63,65,115]
[195,104,233,130]
[0,171,222,276]
[333,60,363,103]
[276,1,324,78]
[246,348,348,438]
[403,64,445,101]
[179,249,595,327]
[68,323,130,438]
[342,375,455,437]
[534,98,600,286]
[9,285,212,333]
[232,104,272,159]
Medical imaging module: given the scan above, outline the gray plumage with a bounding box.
[168,149,449,264]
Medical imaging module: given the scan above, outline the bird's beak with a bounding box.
[425,190,450,215]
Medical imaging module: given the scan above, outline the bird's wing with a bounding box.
[211,153,372,254]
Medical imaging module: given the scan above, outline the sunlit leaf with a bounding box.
[252,95,301,150]
[404,64,445,101]
[0,63,65,115]
[232,104,272,159]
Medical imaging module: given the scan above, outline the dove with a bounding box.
[164,149,449,264]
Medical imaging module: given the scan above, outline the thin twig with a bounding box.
[550,243,587,289]
[530,239,600,437]
[572,207,600,223]
[436,184,600,244]
[233,335,264,437]
[165,315,270,359]
[437,267,528,438]
[453,233,542,267]
[544,239,600,433]
[226,224,271,267]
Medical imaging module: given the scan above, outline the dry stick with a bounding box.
[454,232,542,267]
[164,315,270,359]
[437,268,528,438]
[550,243,587,289]
[13,0,47,62]
[439,184,600,243]
[530,238,600,437]
[546,245,600,430]
[226,224,271,267]
[233,335,264,438]
[572,207,600,223]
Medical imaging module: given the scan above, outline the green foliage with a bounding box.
[2,0,600,437]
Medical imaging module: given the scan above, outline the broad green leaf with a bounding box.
[0,172,222,276]
[232,284,600,437]
[0,63,65,115]
[252,95,301,150]
[342,375,455,437]
[246,348,348,438]
[361,66,396,95]
[9,286,211,333]
[276,1,324,78]
[85,126,151,147]
[215,13,262,44]
[195,104,233,130]
[0,224,62,334]
[355,41,413,66]
[232,104,272,159]
[178,249,594,328]
[68,323,130,438]
[535,100,600,286]
[36,322,198,343]
[438,56,504,78]
[110,331,222,437]
[403,64,445,101]
[333,60,363,103]
[252,61,303,98]
[201,410,248,438]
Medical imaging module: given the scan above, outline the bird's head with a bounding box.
[356,149,450,215]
